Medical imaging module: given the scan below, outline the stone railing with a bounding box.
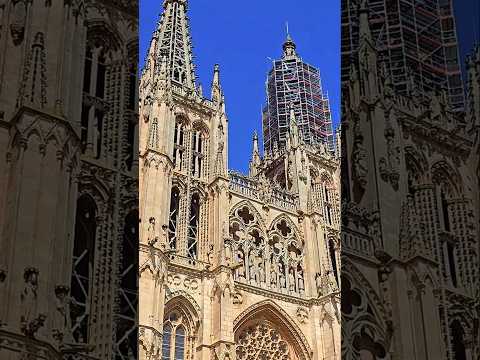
[342,229,374,258]
[228,171,259,200]
[168,252,209,270]
[229,171,298,212]
[271,188,297,211]
[171,84,216,110]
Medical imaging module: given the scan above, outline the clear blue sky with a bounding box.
[140,0,340,173]
[453,0,480,80]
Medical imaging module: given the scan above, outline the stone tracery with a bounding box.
[236,322,292,360]
[228,204,306,296]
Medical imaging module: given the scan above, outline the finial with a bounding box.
[282,25,297,58]
[359,0,372,42]
[211,64,222,102]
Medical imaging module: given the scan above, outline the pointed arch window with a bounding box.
[128,61,138,111]
[115,210,138,358]
[173,121,185,170]
[174,326,185,359]
[162,313,189,360]
[329,239,338,285]
[451,320,467,360]
[324,185,333,225]
[187,193,200,259]
[162,323,173,360]
[440,190,451,232]
[96,52,106,98]
[70,195,97,343]
[191,130,205,178]
[168,187,180,250]
[447,241,458,287]
[81,45,108,157]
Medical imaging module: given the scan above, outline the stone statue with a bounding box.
[298,269,305,294]
[10,0,26,45]
[258,261,265,284]
[20,268,38,329]
[224,242,232,263]
[207,244,215,264]
[279,264,286,289]
[315,272,322,296]
[53,285,75,344]
[270,262,277,288]
[288,269,296,292]
[237,251,246,280]
[147,217,157,246]
[249,256,257,283]
[218,124,225,153]
[352,131,368,190]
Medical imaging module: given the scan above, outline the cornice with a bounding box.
[234,281,339,307]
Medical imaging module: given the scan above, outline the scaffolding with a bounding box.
[263,38,334,154]
[341,0,465,110]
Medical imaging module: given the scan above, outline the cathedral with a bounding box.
[138,0,341,359]
[341,2,480,359]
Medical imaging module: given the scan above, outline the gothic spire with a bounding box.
[359,0,372,44]
[154,0,196,89]
[249,131,261,176]
[211,64,222,103]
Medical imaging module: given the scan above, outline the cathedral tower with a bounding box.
[262,35,334,154]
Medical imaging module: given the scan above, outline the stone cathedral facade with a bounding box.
[341,3,480,360]
[138,1,341,360]
[0,0,138,359]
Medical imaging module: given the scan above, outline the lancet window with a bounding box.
[431,162,471,289]
[187,193,200,259]
[168,187,180,250]
[115,210,138,358]
[80,44,110,158]
[162,312,189,360]
[125,60,138,170]
[311,172,338,227]
[329,239,339,284]
[190,129,205,178]
[70,195,97,343]
[173,121,185,170]
[228,205,305,296]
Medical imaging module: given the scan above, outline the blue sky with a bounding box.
[453,0,480,79]
[140,0,340,173]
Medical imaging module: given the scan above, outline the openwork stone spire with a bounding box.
[154,0,196,89]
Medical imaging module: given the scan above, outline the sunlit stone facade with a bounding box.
[138,1,341,359]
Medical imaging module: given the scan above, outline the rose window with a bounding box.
[236,322,293,360]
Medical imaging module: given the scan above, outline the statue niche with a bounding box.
[228,206,305,296]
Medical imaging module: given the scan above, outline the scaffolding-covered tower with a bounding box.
[263,35,334,154]
[341,0,465,110]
